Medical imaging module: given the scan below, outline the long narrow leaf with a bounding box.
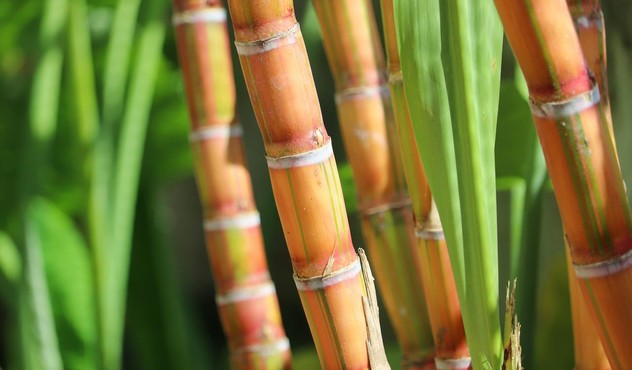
[20,204,64,370]
[394,1,504,368]
[103,2,168,368]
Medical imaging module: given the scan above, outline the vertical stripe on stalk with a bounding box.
[318,2,342,76]
[554,120,602,255]
[321,161,344,256]
[301,299,324,364]
[333,166,350,257]
[563,115,609,255]
[523,0,561,91]
[581,280,621,369]
[576,118,614,254]
[339,1,365,86]
[596,108,632,230]
[435,241,457,349]
[285,169,310,260]
[241,58,273,143]
[315,291,345,369]
[328,156,350,257]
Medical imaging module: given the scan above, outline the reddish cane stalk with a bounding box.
[310,0,436,368]
[495,0,632,368]
[566,245,611,370]
[172,1,291,368]
[226,1,387,368]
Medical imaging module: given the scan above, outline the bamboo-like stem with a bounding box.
[172,1,291,368]
[566,244,611,370]
[310,0,436,368]
[494,1,632,368]
[226,1,378,368]
[566,0,616,148]
[567,0,608,105]
[379,1,471,369]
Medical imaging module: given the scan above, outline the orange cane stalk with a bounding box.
[172,1,291,368]
[226,1,386,368]
[310,0,436,368]
[566,244,611,370]
[379,1,471,369]
[494,0,632,368]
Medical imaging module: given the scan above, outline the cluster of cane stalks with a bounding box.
[170,0,632,369]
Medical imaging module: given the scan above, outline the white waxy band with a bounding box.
[529,85,600,119]
[294,258,361,291]
[189,125,243,142]
[216,282,276,305]
[266,140,333,169]
[204,212,260,231]
[415,229,445,240]
[335,85,389,104]
[434,357,472,370]
[234,338,291,357]
[172,8,227,26]
[573,248,632,279]
[235,23,300,56]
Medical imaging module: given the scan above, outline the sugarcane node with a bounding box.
[573,11,604,31]
[387,71,404,84]
[232,337,291,357]
[203,211,260,231]
[265,139,333,169]
[188,124,243,142]
[572,247,632,279]
[433,356,472,370]
[293,256,361,291]
[335,85,390,104]
[215,281,277,305]
[415,228,445,241]
[361,197,412,217]
[528,83,600,119]
[172,7,227,26]
[234,23,299,56]
[312,128,325,146]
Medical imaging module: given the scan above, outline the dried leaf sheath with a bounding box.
[310,0,436,367]
[380,0,470,368]
[227,1,373,368]
[494,0,632,368]
[172,2,291,368]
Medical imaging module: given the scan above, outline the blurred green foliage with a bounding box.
[0,0,630,369]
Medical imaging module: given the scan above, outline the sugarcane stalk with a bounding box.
[567,0,608,105]
[172,1,291,368]
[379,1,471,368]
[494,1,632,368]
[566,244,611,370]
[567,0,617,151]
[226,0,385,368]
[309,0,436,368]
